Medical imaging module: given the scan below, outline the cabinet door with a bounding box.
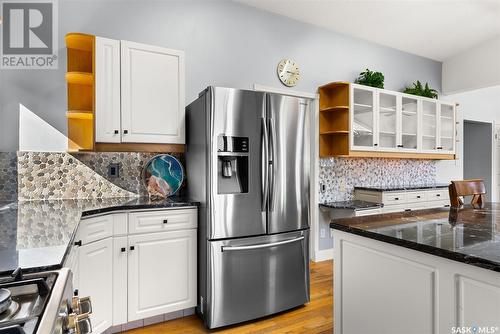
[95,37,121,143]
[351,85,377,151]
[438,102,455,153]
[421,100,438,152]
[78,238,113,334]
[401,96,419,150]
[377,91,398,151]
[128,229,196,321]
[121,41,185,144]
[112,236,128,326]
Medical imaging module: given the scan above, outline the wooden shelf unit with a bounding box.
[318,82,350,157]
[66,33,95,151]
[318,81,455,160]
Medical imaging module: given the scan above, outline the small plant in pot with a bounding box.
[355,69,385,88]
[403,80,438,99]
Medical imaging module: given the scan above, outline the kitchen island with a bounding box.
[330,204,500,334]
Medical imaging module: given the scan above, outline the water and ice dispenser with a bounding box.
[217,135,249,194]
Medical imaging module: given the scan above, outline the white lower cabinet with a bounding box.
[65,208,197,334]
[128,229,197,321]
[355,188,450,214]
[78,237,114,334]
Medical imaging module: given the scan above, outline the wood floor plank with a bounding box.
[123,260,333,334]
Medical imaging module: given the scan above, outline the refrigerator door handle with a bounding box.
[261,117,269,211]
[269,118,277,211]
[221,236,304,252]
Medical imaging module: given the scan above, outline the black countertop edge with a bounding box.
[329,223,500,273]
[79,199,200,218]
[319,201,383,210]
[354,184,449,192]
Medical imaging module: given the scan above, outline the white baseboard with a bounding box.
[312,248,333,262]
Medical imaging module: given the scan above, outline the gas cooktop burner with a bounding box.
[0,269,57,334]
[0,301,20,321]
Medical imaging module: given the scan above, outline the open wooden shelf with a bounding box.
[320,130,349,135]
[66,111,94,120]
[66,72,94,85]
[66,33,94,51]
[320,105,349,113]
[66,33,95,151]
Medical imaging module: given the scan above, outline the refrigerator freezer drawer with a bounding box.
[205,230,310,329]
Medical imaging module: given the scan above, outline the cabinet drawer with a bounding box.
[427,189,449,201]
[77,215,114,244]
[382,192,407,205]
[381,204,407,213]
[128,208,197,234]
[406,191,428,203]
[355,208,382,217]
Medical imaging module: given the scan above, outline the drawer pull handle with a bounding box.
[394,197,399,200]
[74,240,82,246]
[121,247,126,253]
[417,196,421,199]
[404,209,412,212]
[163,219,168,224]
[130,246,135,251]
[436,194,441,197]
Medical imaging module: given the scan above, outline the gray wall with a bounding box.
[463,120,492,197]
[0,0,442,151]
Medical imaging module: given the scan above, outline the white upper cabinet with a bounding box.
[350,84,456,155]
[95,37,121,143]
[121,41,185,144]
[400,96,419,151]
[421,100,438,152]
[94,38,185,145]
[377,91,398,151]
[438,102,456,153]
[351,85,376,151]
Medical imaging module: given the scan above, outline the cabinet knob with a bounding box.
[373,143,378,147]
[74,240,82,247]
[114,130,119,134]
[437,146,443,150]
[163,219,168,224]
[436,194,441,197]
[123,130,129,134]
[394,197,399,200]
[121,247,126,252]
[417,196,421,199]
[130,246,135,251]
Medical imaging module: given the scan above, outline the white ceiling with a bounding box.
[236,0,500,61]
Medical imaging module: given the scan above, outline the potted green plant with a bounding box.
[403,80,438,99]
[354,69,385,88]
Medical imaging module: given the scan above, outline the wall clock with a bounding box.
[277,59,300,87]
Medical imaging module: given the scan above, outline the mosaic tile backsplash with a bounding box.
[319,157,437,203]
[18,152,137,200]
[71,152,185,197]
[0,152,18,201]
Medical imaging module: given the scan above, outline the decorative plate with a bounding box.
[142,154,184,198]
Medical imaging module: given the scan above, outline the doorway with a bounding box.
[463,120,492,198]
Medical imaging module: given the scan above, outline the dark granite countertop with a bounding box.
[330,203,500,272]
[320,200,383,210]
[0,197,198,275]
[354,184,449,192]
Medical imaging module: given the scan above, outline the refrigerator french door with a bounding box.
[186,87,311,329]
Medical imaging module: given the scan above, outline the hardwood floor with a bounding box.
[123,260,333,334]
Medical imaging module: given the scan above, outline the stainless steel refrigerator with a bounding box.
[186,87,310,329]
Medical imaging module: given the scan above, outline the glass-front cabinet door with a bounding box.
[378,92,398,150]
[401,96,418,150]
[351,85,376,150]
[421,100,438,151]
[439,103,455,152]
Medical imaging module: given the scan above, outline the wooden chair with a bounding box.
[448,179,486,208]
